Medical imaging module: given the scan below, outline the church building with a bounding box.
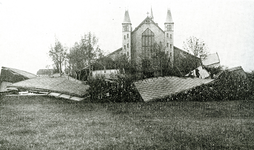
[108,8,200,76]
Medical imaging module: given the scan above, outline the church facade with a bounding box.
[108,8,200,76]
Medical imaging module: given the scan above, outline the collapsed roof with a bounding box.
[0,66,36,83]
[8,76,89,97]
[202,53,220,67]
[0,66,37,92]
[134,76,214,102]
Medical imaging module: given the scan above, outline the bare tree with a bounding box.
[66,32,101,78]
[49,39,67,76]
[183,36,209,58]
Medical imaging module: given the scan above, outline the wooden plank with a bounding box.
[59,94,71,99]
[70,97,84,101]
[48,92,61,97]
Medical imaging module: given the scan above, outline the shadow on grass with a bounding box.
[10,129,37,136]
[87,120,110,127]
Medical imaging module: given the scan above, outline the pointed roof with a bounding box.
[165,9,173,23]
[150,7,154,20]
[123,10,131,23]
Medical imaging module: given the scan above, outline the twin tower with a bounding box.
[121,8,174,65]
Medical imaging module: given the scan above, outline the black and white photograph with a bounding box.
[0,0,254,149]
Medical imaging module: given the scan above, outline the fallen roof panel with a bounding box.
[134,76,214,102]
[1,66,37,79]
[202,53,220,66]
[8,77,89,97]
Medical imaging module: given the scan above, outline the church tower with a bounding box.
[122,10,132,60]
[164,9,174,67]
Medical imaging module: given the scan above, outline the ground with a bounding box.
[0,96,254,149]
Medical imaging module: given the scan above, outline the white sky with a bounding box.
[0,0,254,74]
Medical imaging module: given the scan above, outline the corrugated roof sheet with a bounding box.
[202,53,220,66]
[134,76,214,102]
[8,77,89,96]
[2,67,36,79]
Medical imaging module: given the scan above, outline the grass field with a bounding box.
[0,96,254,149]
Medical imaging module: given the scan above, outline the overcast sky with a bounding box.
[0,0,254,74]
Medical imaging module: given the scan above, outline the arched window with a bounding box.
[142,28,154,57]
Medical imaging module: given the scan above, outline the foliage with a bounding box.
[246,71,254,97]
[48,39,67,74]
[157,70,251,102]
[138,43,172,78]
[113,54,137,76]
[176,58,198,77]
[86,74,142,103]
[183,36,209,58]
[66,32,102,77]
[111,42,200,79]
[86,75,108,102]
[91,57,115,70]
[173,49,201,77]
[113,74,141,102]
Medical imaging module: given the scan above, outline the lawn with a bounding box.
[0,96,254,149]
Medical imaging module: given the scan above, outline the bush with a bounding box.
[246,71,254,97]
[86,75,108,102]
[86,74,142,103]
[157,70,251,102]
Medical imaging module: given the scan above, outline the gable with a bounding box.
[132,17,164,34]
[131,17,165,50]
